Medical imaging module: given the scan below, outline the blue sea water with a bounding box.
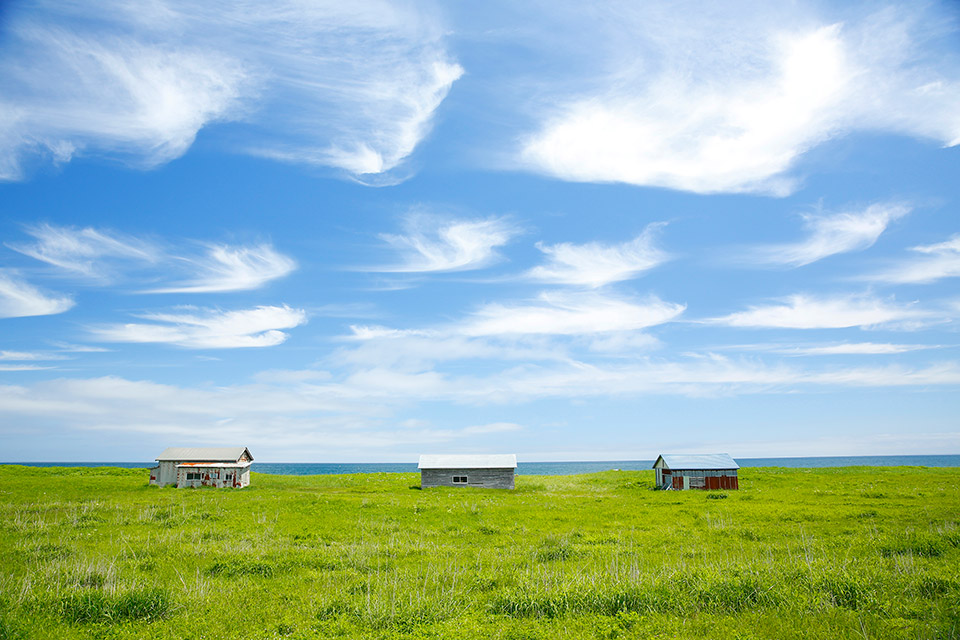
[6,454,960,474]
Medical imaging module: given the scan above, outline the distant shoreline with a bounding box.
[3,454,960,474]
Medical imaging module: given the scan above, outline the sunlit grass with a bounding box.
[0,465,958,638]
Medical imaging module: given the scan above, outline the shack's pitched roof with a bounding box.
[176,462,250,469]
[418,454,517,469]
[653,453,739,470]
[156,447,253,463]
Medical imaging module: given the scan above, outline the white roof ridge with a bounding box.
[156,446,253,462]
[418,453,517,469]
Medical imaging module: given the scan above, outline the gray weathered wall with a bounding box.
[153,461,178,486]
[421,467,515,489]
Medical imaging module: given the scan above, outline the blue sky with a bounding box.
[1,0,958,462]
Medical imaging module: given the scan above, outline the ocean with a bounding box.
[5,454,960,474]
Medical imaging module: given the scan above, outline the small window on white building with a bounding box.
[452,476,468,484]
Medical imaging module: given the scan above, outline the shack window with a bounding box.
[452,476,468,484]
[186,472,201,481]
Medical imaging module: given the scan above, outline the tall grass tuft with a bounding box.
[0,600,28,640]
[817,573,874,610]
[57,587,171,623]
[207,557,278,578]
[879,534,945,558]
[535,536,576,562]
[111,588,171,622]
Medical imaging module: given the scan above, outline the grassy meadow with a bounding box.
[0,465,958,639]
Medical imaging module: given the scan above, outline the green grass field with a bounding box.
[0,465,958,639]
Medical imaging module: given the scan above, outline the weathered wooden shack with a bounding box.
[418,454,517,489]
[149,447,253,488]
[653,453,739,490]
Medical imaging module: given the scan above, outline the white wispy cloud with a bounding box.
[517,4,960,194]
[0,375,516,460]
[252,369,333,385]
[9,224,295,292]
[9,223,159,280]
[258,54,463,177]
[339,291,681,369]
[340,329,567,371]
[89,305,307,348]
[462,422,523,434]
[1,359,958,450]
[349,326,436,341]
[49,342,111,354]
[748,203,910,266]
[349,291,684,341]
[0,23,246,180]
[527,224,669,287]
[785,342,940,355]
[0,270,74,318]
[222,1,463,178]
[0,1,461,181]
[146,243,296,293]
[376,215,518,272]
[0,351,46,361]
[866,234,960,284]
[706,293,936,329]
[461,291,685,337]
[0,364,54,372]
[724,342,941,356]
[0,351,67,372]
[478,358,960,401]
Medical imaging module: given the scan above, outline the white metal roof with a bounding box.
[176,462,251,468]
[653,453,739,470]
[418,454,517,469]
[156,447,253,462]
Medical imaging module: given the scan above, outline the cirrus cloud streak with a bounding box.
[374,215,518,273]
[89,305,307,349]
[8,224,295,293]
[0,270,74,318]
[865,235,960,284]
[527,223,669,287]
[0,0,461,181]
[747,203,910,267]
[706,293,938,330]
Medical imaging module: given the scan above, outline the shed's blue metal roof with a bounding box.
[653,453,739,470]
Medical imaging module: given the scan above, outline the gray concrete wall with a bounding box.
[421,467,515,489]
